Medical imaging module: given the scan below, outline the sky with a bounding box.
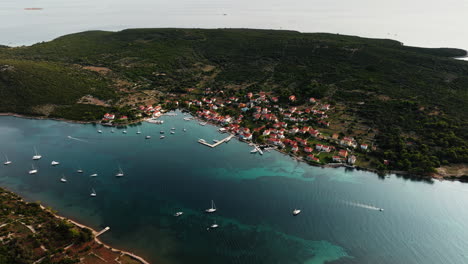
[0,0,467,54]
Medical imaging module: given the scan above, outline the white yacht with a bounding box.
[123,130,127,134]
[199,122,207,126]
[292,209,301,216]
[90,188,97,197]
[205,200,217,213]
[90,173,98,177]
[160,135,165,139]
[98,129,102,133]
[3,155,12,165]
[32,147,42,160]
[60,175,67,183]
[174,212,184,217]
[137,128,141,134]
[77,168,83,173]
[171,127,176,130]
[146,135,151,139]
[160,131,165,134]
[115,166,124,177]
[51,161,60,166]
[170,131,175,134]
[183,128,187,132]
[250,148,258,153]
[28,164,38,174]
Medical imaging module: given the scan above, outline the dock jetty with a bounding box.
[198,135,234,148]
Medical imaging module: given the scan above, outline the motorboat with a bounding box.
[174,212,184,217]
[146,136,151,139]
[292,209,301,216]
[51,161,60,166]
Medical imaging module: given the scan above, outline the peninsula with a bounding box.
[0,28,467,178]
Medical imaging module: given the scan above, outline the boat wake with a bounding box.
[343,201,382,211]
[67,136,89,143]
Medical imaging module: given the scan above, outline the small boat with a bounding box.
[51,161,60,166]
[123,130,127,134]
[205,200,217,213]
[3,155,12,165]
[160,135,165,139]
[250,148,258,154]
[137,128,141,134]
[90,188,97,197]
[28,164,38,174]
[379,208,384,212]
[90,173,98,177]
[160,131,165,134]
[292,209,301,216]
[170,131,175,134]
[98,130,102,133]
[174,212,184,217]
[183,128,187,132]
[171,128,176,130]
[213,139,219,143]
[199,138,206,142]
[210,221,219,229]
[32,147,42,160]
[183,117,192,121]
[77,168,83,173]
[115,166,124,177]
[199,122,207,126]
[146,135,151,139]
[111,129,114,133]
[60,175,67,183]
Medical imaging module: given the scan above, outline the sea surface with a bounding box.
[0,0,467,52]
[1,112,468,264]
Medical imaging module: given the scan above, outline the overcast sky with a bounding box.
[1,0,467,53]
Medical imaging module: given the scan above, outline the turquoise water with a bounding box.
[1,111,468,264]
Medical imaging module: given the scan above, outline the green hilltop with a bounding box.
[0,28,467,175]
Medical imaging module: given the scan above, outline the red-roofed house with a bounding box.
[339,150,348,158]
[289,95,296,102]
[304,147,313,153]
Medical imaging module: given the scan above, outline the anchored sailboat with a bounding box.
[137,128,141,134]
[32,147,42,160]
[60,174,67,183]
[292,209,301,216]
[115,166,124,177]
[3,155,12,165]
[51,161,60,166]
[28,164,37,174]
[90,188,97,197]
[205,200,217,213]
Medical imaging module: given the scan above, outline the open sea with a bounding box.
[1,111,468,264]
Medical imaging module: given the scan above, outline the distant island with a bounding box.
[0,28,467,178]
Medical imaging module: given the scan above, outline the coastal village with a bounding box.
[101,89,375,169]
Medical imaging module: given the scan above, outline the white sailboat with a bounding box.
[90,173,98,177]
[145,135,151,139]
[122,130,127,134]
[111,129,114,133]
[32,147,42,160]
[28,164,37,174]
[60,174,67,183]
[137,128,141,134]
[51,161,60,166]
[170,131,175,134]
[205,200,217,213]
[90,188,97,197]
[3,155,12,165]
[115,166,124,177]
[77,168,83,173]
[160,135,165,139]
[98,129,102,133]
[292,209,301,216]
